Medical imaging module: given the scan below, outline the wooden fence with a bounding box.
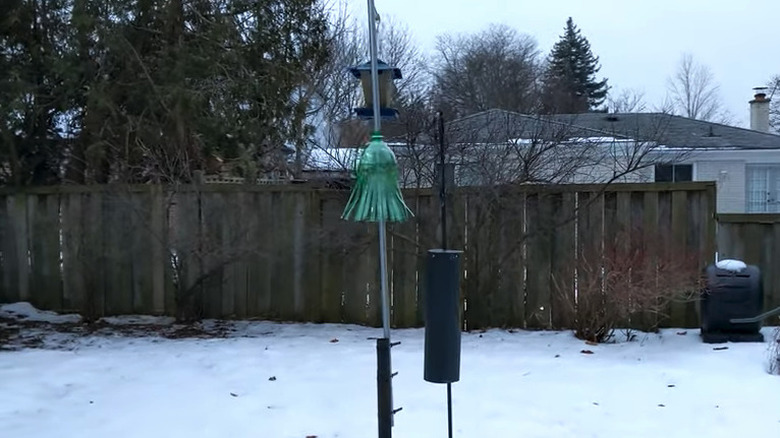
[717,214,780,316]
[0,182,717,329]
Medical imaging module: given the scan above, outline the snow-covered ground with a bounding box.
[1,302,779,438]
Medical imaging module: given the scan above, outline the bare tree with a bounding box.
[437,110,681,189]
[432,25,542,119]
[769,75,779,134]
[666,53,731,123]
[607,88,647,113]
[303,9,430,179]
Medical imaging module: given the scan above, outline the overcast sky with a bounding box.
[345,0,779,128]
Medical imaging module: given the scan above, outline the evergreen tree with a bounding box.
[0,0,332,185]
[542,17,609,113]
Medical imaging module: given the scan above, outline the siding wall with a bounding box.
[689,150,780,214]
[695,160,747,213]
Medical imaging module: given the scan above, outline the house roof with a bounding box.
[449,109,780,150]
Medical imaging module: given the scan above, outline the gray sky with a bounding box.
[346,0,779,128]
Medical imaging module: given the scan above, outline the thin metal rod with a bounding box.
[367,0,381,133]
[730,305,780,324]
[447,382,453,438]
[438,111,447,251]
[378,220,391,338]
[368,0,389,339]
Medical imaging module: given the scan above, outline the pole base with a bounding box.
[377,337,393,438]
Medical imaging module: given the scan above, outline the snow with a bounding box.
[0,302,81,324]
[716,259,748,272]
[1,307,779,437]
[304,148,359,171]
[99,315,177,326]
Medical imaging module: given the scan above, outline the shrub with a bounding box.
[553,229,704,343]
[770,327,780,375]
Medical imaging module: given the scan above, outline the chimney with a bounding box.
[750,86,771,132]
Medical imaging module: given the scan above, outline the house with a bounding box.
[437,89,780,213]
[304,90,779,213]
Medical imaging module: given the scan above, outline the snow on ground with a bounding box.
[0,304,779,438]
[1,302,82,324]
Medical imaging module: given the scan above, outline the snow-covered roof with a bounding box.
[304,148,359,171]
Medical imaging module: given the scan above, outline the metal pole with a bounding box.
[378,222,391,337]
[367,2,394,438]
[377,337,392,438]
[447,383,453,438]
[438,111,454,438]
[367,0,381,135]
[367,0,388,341]
[438,111,447,252]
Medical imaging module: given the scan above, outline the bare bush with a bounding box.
[770,327,780,375]
[553,229,704,343]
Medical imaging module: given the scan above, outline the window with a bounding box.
[655,164,692,182]
[746,165,780,213]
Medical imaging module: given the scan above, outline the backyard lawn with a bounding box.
[1,302,778,438]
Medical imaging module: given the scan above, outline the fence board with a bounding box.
[390,213,418,327]
[127,192,154,315]
[148,188,168,314]
[290,193,307,320]
[575,192,605,336]
[270,192,297,320]
[684,190,704,327]
[363,222,382,328]
[771,225,780,313]
[83,192,105,317]
[0,199,9,303]
[633,191,659,331]
[498,191,526,328]
[668,190,689,328]
[657,190,675,328]
[319,196,345,323]
[302,191,323,322]
[248,192,273,318]
[103,193,134,315]
[416,194,438,326]
[525,193,553,329]
[342,222,372,325]
[28,195,61,310]
[602,192,626,330]
[759,225,774,315]
[463,194,496,329]
[173,191,203,320]
[61,194,83,312]
[223,192,247,318]
[550,192,575,329]
[2,196,29,303]
[220,192,238,318]
[199,192,225,318]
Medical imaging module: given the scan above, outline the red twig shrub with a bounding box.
[553,229,704,343]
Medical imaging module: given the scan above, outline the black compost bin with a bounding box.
[700,263,764,343]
